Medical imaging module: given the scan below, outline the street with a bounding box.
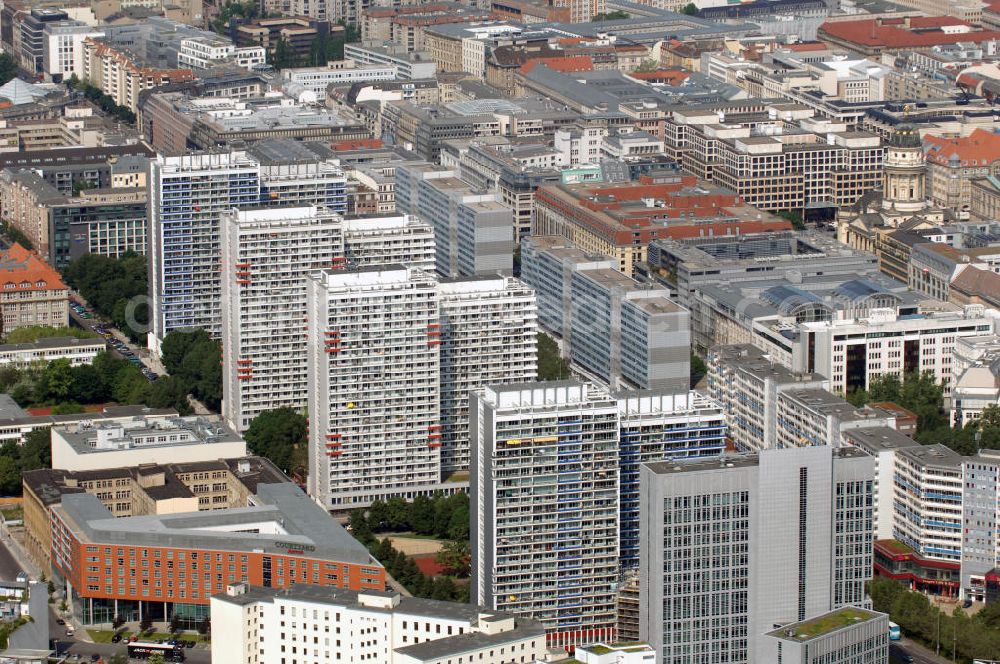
[894,637,954,664]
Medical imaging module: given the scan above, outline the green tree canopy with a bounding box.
[244,408,308,473]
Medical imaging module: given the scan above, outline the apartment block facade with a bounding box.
[616,390,727,569]
[306,267,441,509]
[640,446,874,664]
[149,150,348,353]
[221,207,343,432]
[471,381,619,649]
[148,152,261,354]
[437,276,537,477]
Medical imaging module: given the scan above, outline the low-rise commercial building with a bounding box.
[0,336,104,368]
[211,583,545,664]
[50,415,247,472]
[758,608,889,664]
[49,482,383,625]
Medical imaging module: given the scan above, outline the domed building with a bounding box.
[837,124,949,262]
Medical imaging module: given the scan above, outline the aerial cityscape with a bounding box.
[0,0,998,662]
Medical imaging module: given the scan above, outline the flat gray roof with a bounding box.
[56,483,374,564]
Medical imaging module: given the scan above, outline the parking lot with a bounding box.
[68,296,160,383]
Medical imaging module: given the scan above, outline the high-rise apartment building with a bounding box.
[437,276,537,476]
[148,152,261,354]
[522,235,690,392]
[306,266,441,509]
[342,215,436,274]
[148,148,347,354]
[640,446,874,664]
[616,390,727,569]
[221,207,343,432]
[471,381,619,649]
[395,163,513,278]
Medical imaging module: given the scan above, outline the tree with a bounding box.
[46,580,55,596]
[0,457,19,495]
[50,402,84,415]
[408,495,436,535]
[537,333,571,380]
[139,615,153,634]
[148,653,165,664]
[244,408,308,473]
[690,353,707,387]
[197,616,211,637]
[591,9,628,20]
[680,2,698,14]
[19,427,51,472]
[435,540,470,576]
[108,655,128,664]
[169,614,182,634]
[112,614,125,631]
[0,55,16,87]
[776,209,806,230]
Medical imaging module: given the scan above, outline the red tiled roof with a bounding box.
[0,243,66,292]
[519,55,593,75]
[629,69,690,85]
[819,17,1000,48]
[330,138,383,151]
[784,41,828,51]
[924,128,1000,166]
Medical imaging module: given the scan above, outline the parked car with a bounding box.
[111,634,122,643]
[56,619,65,625]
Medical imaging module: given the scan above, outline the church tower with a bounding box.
[881,123,926,214]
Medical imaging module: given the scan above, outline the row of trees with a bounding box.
[62,252,148,343]
[160,330,223,412]
[0,352,190,416]
[871,577,1000,660]
[2,325,96,345]
[350,493,470,543]
[1,222,33,251]
[65,75,135,125]
[846,371,1000,453]
[537,332,571,381]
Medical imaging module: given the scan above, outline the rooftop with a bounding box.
[769,607,882,641]
[56,483,374,564]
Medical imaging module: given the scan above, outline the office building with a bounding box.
[533,175,791,279]
[960,449,1000,601]
[343,43,438,80]
[49,483,384,625]
[0,243,68,334]
[522,236,690,392]
[758,608,889,664]
[306,267,441,510]
[751,303,997,398]
[50,415,247,472]
[395,163,513,278]
[575,641,657,663]
[437,276,537,477]
[0,336,104,368]
[471,381,619,648]
[23,454,278,578]
[211,583,545,664]
[0,168,147,268]
[616,391,726,569]
[221,207,343,432]
[640,446,874,663]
